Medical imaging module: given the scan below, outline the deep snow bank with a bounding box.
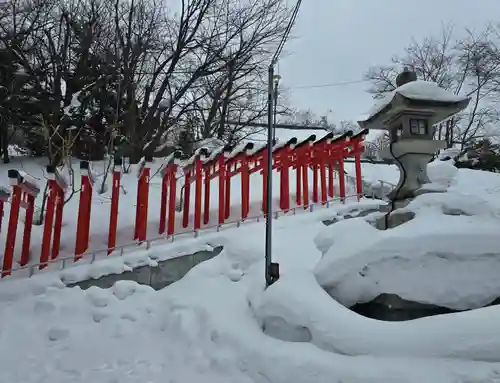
[2,195,500,381]
[254,270,500,361]
[314,165,500,311]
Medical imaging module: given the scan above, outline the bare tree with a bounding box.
[370,131,390,159]
[137,0,291,157]
[364,24,500,152]
[338,120,358,133]
[0,0,294,163]
[0,0,51,162]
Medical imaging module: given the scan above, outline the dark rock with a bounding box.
[322,217,339,226]
[321,208,381,226]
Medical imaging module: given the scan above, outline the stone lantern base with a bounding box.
[381,139,446,200]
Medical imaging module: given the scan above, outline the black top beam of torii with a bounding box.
[225,121,329,131]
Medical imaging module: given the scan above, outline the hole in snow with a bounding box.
[349,293,500,321]
[262,316,312,342]
[442,206,472,216]
[47,327,70,341]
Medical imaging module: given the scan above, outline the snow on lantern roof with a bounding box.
[360,80,470,123]
[398,80,469,103]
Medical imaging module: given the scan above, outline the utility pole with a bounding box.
[264,0,303,288]
[265,64,275,287]
[272,75,281,141]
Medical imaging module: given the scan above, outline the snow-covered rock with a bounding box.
[427,159,458,187]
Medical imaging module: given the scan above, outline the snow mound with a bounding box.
[254,270,500,361]
[314,189,500,311]
[427,159,458,187]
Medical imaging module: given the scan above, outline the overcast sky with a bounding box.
[278,0,500,124]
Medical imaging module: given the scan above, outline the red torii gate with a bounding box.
[40,166,68,269]
[244,138,297,216]
[2,169,40,277]
[323,131,354,202]
[292,134,317,208]
[310,132,335,206]
[0,129,370,278]
[159,150,182,236]
[134,156,154,242]
[108,157,123,254]
[202,144,240,225]
[346,128,369,200]
[271,138,298,212]
[75,160,95,261]
[180,148,210,231]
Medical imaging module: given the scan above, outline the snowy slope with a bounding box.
[2,161,500,382]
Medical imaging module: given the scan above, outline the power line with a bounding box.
[272,0,303,64]
[291,79,369,89]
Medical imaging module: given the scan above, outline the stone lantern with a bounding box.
[358,68,470,200]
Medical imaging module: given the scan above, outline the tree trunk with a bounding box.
[0,121,9,163]
[217,62,235,140]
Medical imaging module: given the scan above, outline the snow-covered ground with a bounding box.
[2,155,500,382]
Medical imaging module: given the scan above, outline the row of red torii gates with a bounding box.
[0,129,368,278]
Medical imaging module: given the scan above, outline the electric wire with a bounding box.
[272,0,303,64]
[291,79,369,89]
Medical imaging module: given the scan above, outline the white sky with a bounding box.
[278,0,500,123]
